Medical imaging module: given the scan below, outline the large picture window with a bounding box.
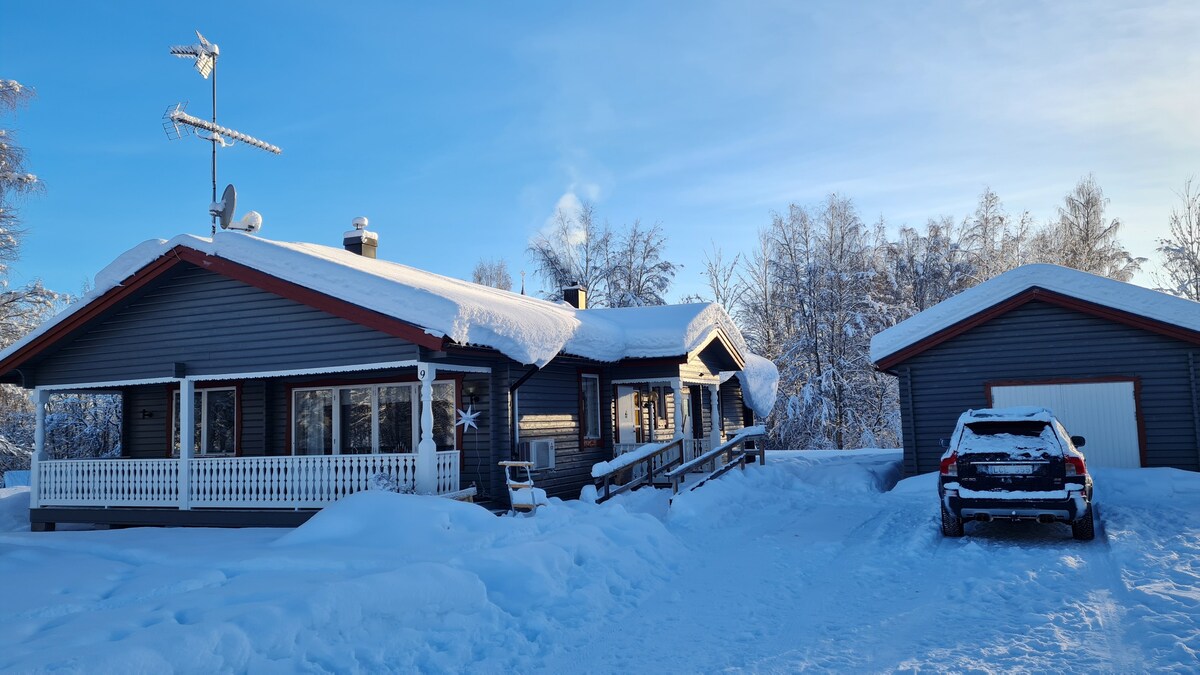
[173,387,237,456]
[581,374,601,440]
[291,380,457,455]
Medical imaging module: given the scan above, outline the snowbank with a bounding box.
[1,453,1199,671]
[0,487,29,532]
[871,263,1200,364]
[0,232,778,404]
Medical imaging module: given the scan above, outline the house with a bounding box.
[871,263,1200,476]
[0,226,777,530]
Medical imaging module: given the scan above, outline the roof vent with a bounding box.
[343,217,378,258]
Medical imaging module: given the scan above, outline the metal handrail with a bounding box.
[594,438,684,504]
[665,426,765,481]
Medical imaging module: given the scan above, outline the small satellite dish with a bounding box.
[210,183,237,230]
[230,210,263,234]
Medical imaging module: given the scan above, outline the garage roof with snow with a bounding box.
[871,264,1200,369]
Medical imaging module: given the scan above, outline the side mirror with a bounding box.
[939,438,950,449]
[1070,435,1086,448]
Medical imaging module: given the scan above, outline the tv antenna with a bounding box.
[162,30,281,235]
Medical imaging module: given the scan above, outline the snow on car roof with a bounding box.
[958,407,1055,424]
[0,232,779,414]
[870,263,1200,365]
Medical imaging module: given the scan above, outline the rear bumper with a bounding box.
[942,490,1088,523]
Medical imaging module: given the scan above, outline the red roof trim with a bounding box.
[876,287,1200,370]
[0,245,446,377]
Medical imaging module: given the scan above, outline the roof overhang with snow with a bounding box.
[0,233,779,414]
[871,264,1200,371]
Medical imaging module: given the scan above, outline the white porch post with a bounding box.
[709,383,722,448]
[178,377,194,510]
[415,362,437,494]
[672,378,685,441]
[30,388,48,509]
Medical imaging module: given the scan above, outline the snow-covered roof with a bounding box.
[871,263,1200,365]
[0,232,779,414]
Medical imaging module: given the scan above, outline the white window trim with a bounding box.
[172,386,237,457]
[290,379,458,456]
[581,374,601,440]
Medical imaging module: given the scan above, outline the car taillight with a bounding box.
[939,452,958,476]
[1064,456,1087,476]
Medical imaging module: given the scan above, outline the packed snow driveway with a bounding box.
[0,453,1197,673]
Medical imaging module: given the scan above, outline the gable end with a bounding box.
[876,287,1200,371]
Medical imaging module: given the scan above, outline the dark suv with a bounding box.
[938,407,1094,540]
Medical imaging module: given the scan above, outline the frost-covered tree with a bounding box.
[876,215,974,314]
[736,229,784,360]
[1,79,57,350]
[766,196,898,450]
[1042,175,1145,280]
[470,257,513,291]
[527,201,611,304]
[603,220,677,307]
[699,243,742,315]
[528,204,678,308]
[1156,178,1200,300]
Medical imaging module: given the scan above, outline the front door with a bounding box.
[616,386,640,445]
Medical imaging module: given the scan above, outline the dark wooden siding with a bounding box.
[895,300,1200,474]
[720,378,748,438]
[31,264,421,385]
[516,356,611,499]
[124,386,168,458]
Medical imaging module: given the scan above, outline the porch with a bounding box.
[27,359,488,528]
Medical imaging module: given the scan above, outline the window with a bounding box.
[581,374,601,440]
[173,387,237,456]
[291,380,458,455]
[653,385,669,428]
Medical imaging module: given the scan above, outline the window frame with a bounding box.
[171,385,239,457]
[580,372,602,441]
[288,379,459,456]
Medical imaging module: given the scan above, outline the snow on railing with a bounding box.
[36,458,179,507]
[36,451,462,510]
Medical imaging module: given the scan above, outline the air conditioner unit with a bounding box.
[518,438,556,470]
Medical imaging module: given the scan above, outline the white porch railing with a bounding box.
[36,458,180,507]
[35,451,461,509]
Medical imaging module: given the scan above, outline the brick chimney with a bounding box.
[343,216,378,258]
[563,283,587,309]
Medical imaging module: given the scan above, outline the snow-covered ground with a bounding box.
[1,452,1197,673]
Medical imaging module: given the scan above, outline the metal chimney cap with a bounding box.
[352,216,369,231]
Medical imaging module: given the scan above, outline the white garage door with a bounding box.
[990,381,1141,468]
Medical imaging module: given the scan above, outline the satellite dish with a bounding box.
[210,183,237,230]
[231,210,263,234]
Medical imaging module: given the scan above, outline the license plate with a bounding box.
[981,464,1035,475]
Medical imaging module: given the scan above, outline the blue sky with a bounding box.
[3,1,1198,299]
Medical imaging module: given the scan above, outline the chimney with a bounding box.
[343,216,378,258]
[563,283,587,309]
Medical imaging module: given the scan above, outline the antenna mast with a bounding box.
[163,31,281,235]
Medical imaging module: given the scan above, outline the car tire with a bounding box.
[1072,506,1095,541]
[941,506,964,538]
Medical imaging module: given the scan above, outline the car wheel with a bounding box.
[1072,506,1095,541]
[941,506,964,538]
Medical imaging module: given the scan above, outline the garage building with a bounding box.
[871,264,1200,475]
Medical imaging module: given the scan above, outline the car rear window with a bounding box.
[958,420,1060,457]
[964,421,1049,437]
